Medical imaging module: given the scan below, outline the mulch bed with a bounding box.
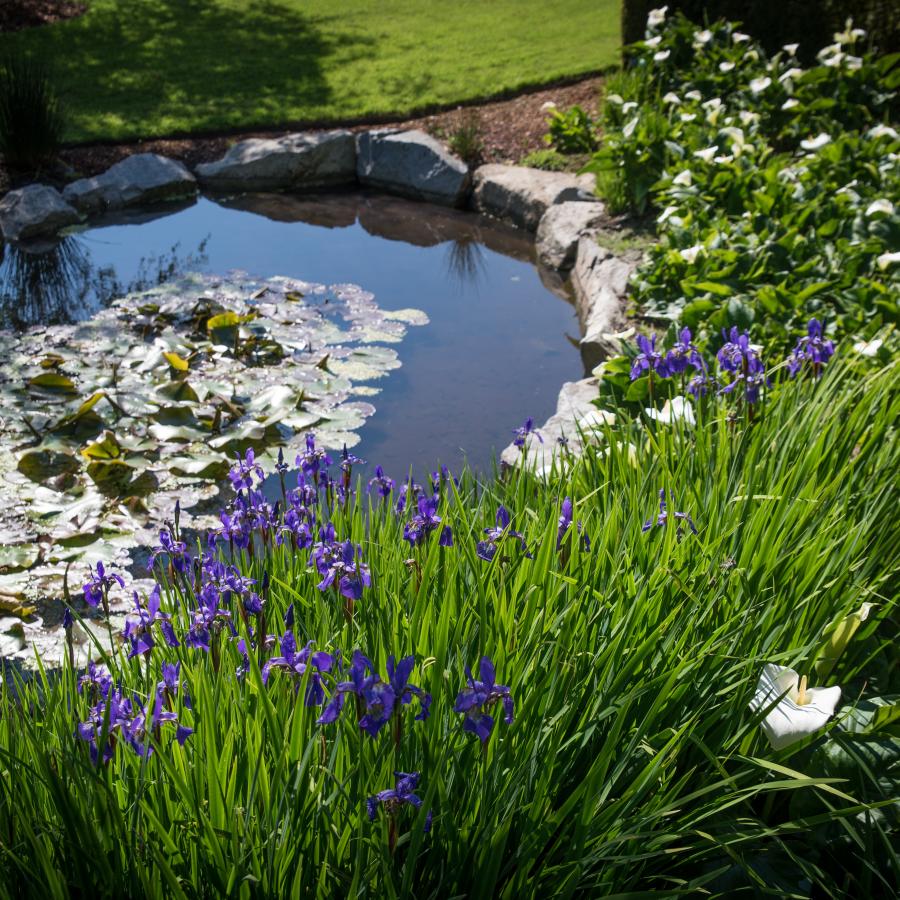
[0,0,86,33]
[0,76,603,196]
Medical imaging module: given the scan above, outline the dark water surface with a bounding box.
[0,191,582,478]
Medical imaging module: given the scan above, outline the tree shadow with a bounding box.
[7,0,375,138]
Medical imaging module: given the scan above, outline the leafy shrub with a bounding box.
[572,10,900,371]
[0,54,64,170]
[545,103,598,153]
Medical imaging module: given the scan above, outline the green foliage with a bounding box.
[0,53,64,170]
[0,359,898,895]
[519,148,573,171]
[578,12,900,360]
[0,0,622,143]
[544,103,598,153]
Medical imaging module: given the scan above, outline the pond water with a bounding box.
[0,191,583,479]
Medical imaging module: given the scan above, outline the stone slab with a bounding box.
[0,184,81,242]
[471,164,596,231]
[196,131,356,192]
[356,129,470,207]
[63,153,197,214]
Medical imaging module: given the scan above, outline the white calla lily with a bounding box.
[749,76,772,94]
[800,133,831,151]
[853,338,883,356]
[679,244,703,264]
[647,6,668,29]
[672,169,693,187]
[750,664,841,750]
[865,199,893,217]
[876,251,900,269]
[644,396,695,425]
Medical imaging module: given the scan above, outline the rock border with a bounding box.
[1,128,644,472]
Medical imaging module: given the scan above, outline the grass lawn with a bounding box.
[0,0,621,143]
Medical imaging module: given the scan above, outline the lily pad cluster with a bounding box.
[0,271,427,618]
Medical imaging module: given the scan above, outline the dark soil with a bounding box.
[0,76,602,196]
[0,0,86,33]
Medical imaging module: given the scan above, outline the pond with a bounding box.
[1,190,583,480]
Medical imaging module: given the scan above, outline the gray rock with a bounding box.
[196,131,356,192]
[356,129,469,207]
[536,200,607,270]
[0,184,81,242]
[63,153,197,214]
[471,164,596,231]
[572,238,641,371]
[500,378,612,473]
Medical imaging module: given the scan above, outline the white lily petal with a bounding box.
[852,338,883,356]
[644,396,695,426]
[800,133,831,151]
[750,664,841,750]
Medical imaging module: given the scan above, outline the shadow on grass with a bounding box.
[3,0,374,138]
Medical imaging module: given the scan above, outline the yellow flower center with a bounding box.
[796,675,809,706]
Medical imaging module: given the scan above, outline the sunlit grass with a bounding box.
[0,0,621,143]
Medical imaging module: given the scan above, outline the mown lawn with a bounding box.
[0,0,621,143]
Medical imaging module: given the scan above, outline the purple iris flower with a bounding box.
[556,497,590,552]
[184,583,234,651]
[642,489,698,538]
[395,480,424,515]
[368,465,395,499]
[297,434,332,487]
[439,525,454,547]
[77,685,192,764]
[208,508,252,551]
[158,661,182,697]
[317,651,430,737]
[716,327,768,403]
[430,466,458,494]
[275,447,289,475]
[122,585,179,659]
[367,772,432,832]
[687,372,716,397]
[78,660,113,699]
[454,656,514,743]
[315,540,372,601]
[630,333,670,381]
[786,318,835,378]
[665,327,706,375]
[228,448,264,492]
[150,529,191,573]
[719,370,767,404]
[477,506,531,562]
[82,561,125,608]
[717,327,764,374]
[63,607,74,630]
[262,633,334,706]
[512,417,543,448]
[403,494,444,547]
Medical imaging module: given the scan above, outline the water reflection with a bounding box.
[444,236,487,291]
[0,234,210,329]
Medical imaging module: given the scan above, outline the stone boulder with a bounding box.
[63,153,197,214]
[500,378,612,474]
[356,129,470,207]
[0,184,81,242]
[536,200,607,270]
[471,165,596,231]
[196,131,356,192]
[572,238,641,371]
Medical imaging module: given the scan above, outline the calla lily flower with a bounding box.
[644,396,696,425]
[749,664,841,750]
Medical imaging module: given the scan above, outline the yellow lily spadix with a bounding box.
[749,664,842,750]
